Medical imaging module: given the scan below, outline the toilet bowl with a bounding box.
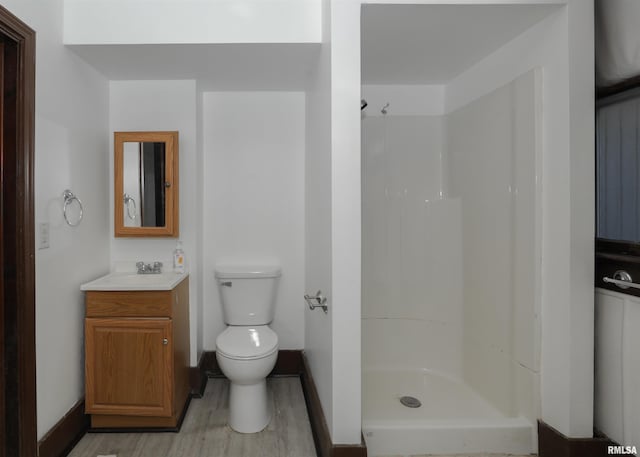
[216,325,278,433]
[214,265,281,433]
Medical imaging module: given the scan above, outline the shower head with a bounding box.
[381,102,390,115]
[361,99,368,110]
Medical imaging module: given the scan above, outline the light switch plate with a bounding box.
[38,222,49,249]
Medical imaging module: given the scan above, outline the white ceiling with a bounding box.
[361,4,562,85]
[70,43,320,91]
[71,4,561,90]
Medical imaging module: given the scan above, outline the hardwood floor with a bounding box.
[68,377,317,457]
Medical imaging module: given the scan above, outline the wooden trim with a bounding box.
[271,349,303,375]
[114,131,179,237]
[301,353,332,457]
[538,420,616,457]
[0,5,36,457]
[300,352,367,457]
[0,39,6,457]
[37,390,192,455]
[198,349,304,378]
[201,351,223,377]
[190,352,208,398]
[37,400,89,457]
[332,444,368,457]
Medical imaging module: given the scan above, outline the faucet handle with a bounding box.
[153,261,163,273]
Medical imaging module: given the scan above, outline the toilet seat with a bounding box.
[216,325,278,360]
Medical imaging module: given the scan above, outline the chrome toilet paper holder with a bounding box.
[304,290,328,314]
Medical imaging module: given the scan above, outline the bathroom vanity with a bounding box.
[81,273,190,430]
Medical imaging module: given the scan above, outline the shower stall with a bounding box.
[361,4,556,455]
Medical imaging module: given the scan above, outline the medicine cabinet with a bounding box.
[114,131,179,237]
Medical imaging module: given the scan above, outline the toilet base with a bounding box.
[229,380,271,433]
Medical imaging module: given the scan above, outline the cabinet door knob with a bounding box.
[162,338,169,345]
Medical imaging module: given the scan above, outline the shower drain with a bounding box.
[399,396,422,408]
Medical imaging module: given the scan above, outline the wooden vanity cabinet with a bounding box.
[84,277,190,429]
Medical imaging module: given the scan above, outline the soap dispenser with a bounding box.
[173,240,185,273]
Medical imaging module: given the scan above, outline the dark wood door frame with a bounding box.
[0,5,36,457]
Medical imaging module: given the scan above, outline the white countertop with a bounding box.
[80,271,188,291]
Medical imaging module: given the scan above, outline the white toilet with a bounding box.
[214,265,281,433]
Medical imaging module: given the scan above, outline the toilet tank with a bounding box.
[215,266,281,325]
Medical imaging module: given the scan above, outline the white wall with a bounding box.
[564,1,596,436]
[195,83,205,362]
[201,92,306,350]
[330,0,363,444]
[109,80,200,366]
[110,85,306,361]
[304,0,335,437]
[0,0,110,440]
[64,0,321,45]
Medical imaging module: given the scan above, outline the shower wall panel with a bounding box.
[447,70,540,419]
[362,115,463,376]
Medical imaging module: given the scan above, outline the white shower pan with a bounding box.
[362,367,534,456]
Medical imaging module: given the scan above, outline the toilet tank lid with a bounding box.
[215,265,281,279]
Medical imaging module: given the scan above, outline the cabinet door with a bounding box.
[85,318,173,417]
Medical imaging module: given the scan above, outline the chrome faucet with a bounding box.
[136,261,163,274]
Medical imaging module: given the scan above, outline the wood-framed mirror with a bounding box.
[114,131,179,237]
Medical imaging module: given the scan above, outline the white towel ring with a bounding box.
[63,189,84,227]
[123,193,137,220]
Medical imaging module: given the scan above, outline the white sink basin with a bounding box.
[81,272,187,291]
